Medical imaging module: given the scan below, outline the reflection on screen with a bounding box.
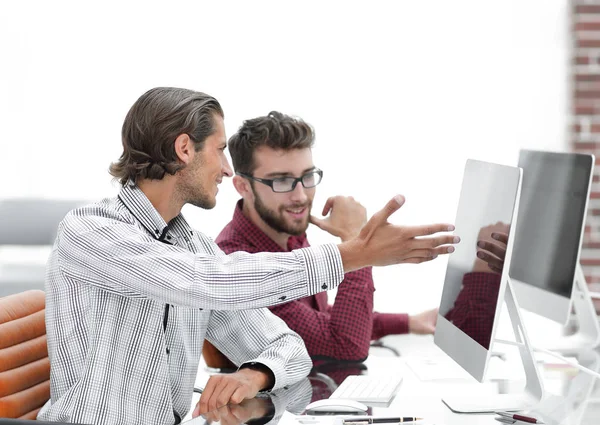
[184,397,276,425]
[438,160,521,350]
[510,151,593,299]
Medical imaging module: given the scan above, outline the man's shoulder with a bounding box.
[216,236,256,254]
[215,220,240,243]
[59,197,134,233]
[214,221,254,253]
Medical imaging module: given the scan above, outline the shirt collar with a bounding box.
[118,183,193,240]
[231,199,307,252]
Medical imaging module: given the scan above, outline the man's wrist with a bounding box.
[338,239,368,272]
[408,314,415,333]
[239,362,275,391]
[339,229,360,243]
[339,232,352,243]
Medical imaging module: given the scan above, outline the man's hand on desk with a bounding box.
[193,368,273,417]
[198,397,273,425]
[409,307,438,335]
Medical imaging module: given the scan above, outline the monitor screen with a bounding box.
[510,150,593,299]
[436,159,522,382]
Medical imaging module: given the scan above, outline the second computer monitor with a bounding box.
[435,159,522,382]
[510,150,594,325]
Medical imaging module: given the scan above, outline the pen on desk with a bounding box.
[495,412,544,424]
[343,417,423,424]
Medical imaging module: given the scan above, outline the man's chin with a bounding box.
[286,221,309,236]
[189,197,216,210]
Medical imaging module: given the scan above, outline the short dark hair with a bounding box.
[109,87,224,186]
[228,111,314,175]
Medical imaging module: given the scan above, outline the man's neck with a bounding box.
[137,177,183,224]
[241,201,291,251]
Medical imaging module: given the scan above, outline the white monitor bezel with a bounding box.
[511,150,594,325]
[435,159,523,382]
[511,277,572,324]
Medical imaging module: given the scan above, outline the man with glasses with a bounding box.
[211,111,440,363]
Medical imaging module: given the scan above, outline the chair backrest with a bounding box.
[0,290,50,419]
[202,341,236,370]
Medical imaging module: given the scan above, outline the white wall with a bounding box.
[0,1,569,314]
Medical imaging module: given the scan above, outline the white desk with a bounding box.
[365,334,600,425]
[190,334,600,425]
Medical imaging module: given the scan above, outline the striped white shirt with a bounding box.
[38,183,344,425]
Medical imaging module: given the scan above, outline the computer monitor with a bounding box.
[510,150,595,325]
[435,159,543,413]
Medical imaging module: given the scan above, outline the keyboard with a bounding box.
[329,374,403,403]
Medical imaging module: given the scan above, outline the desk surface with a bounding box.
[191,334,600,425]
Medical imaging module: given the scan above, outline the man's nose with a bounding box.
[289,181,308,202]
[222,157,233,177]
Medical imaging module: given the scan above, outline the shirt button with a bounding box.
[279,296,287,301]
[321,284,328,289]
[184,236,189,242]
[166,348,170,355]
[154,229,160,235]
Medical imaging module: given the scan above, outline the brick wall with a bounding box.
[572,1,600,309]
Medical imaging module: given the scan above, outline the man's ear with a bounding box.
[232,175,252,198]
[174,134,195,165]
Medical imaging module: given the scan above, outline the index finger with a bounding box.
[322,197,335,216]
[198,379,215,415]
[408,223,455,237]
[491,232,508,245]
[198,376,220,415]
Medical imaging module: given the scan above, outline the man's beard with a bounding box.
[253,190,311,236]
[187,193,215,210]
[179,156,216,210]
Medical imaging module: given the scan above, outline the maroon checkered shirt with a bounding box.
[444,272,501,349]
[215,200,410,362]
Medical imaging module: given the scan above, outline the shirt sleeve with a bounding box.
[56,212,344,311]
[205,309,312,390]
[372,312,410,339]
[271,267,376,362]
[444,272,501,349]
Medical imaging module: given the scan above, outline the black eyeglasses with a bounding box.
[237,169,323,193]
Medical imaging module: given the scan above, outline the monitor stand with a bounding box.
[529,349,600,424]
[546,265,600,353]
[442,277,545,413]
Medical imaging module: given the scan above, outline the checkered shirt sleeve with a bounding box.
[444,272,501,349]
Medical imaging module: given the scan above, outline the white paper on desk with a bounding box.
[406,354,525,382]
[405,355,472,381]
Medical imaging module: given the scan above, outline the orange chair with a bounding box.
[0,290,50,420]
[202,341,236,371]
